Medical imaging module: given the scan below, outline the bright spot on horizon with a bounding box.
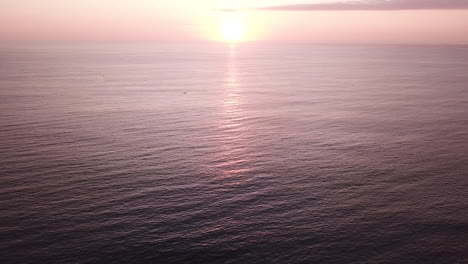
[220,15,246,42]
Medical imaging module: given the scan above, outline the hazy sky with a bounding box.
[1,0,468,44]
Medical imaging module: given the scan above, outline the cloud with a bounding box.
[254,0,468,11]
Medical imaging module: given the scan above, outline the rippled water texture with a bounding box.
[1,44,468,263]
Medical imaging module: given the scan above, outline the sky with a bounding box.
[1,0,468,44]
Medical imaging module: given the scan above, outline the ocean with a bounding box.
[1,44,467,263]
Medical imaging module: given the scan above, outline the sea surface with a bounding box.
[1,44,467,264]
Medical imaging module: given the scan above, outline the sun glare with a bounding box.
[220,16,245,42]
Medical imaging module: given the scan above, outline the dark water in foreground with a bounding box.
[1,44,467,264]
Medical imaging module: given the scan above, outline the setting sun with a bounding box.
[220,15,245,42]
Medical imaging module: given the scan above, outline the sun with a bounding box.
[220,15,246,42]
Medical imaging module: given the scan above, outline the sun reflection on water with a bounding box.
[215,45,253,178]
[223,45,241,112]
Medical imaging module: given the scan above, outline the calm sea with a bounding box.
[1,44,467,264]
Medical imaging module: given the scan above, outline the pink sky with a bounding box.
[1,0,468,44]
